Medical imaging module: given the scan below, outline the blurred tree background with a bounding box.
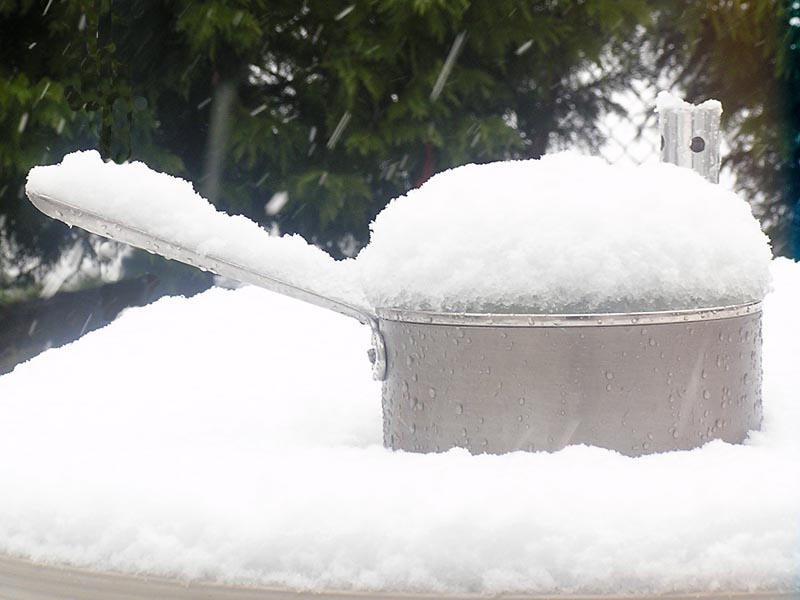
[647,0,799,257]
[0,0,797,372]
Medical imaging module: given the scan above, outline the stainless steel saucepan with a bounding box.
[26,99,762,457]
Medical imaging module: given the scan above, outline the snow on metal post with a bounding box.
[657,91,722,183]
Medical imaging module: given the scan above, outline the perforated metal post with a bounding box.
[658,93,722,183]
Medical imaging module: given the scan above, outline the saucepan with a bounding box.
[25,99,763,457]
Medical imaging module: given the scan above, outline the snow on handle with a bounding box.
[25,151,370,319]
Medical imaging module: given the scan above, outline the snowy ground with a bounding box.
[0,260,797,596]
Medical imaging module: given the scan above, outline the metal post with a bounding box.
[657,92,722,183]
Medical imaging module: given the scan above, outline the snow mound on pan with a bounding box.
[356,153,772,312]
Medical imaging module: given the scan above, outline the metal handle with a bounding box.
[657,92,722,183]
[27,190,387,380]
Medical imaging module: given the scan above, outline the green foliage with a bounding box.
[175,2,264,57]
[0,0,654,278]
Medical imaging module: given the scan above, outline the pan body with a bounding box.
[377,304,762,457]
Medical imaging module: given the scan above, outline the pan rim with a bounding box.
[376,301,762,327]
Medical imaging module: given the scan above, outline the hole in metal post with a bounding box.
[690,136,706,152]
[660,135,665,151]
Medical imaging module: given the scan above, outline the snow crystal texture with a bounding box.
[0,260,798,596]
[655,90,723,116]
[357,154,772,312]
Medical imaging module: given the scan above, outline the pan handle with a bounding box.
[657,92,722,183]
[27,190,387,380]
